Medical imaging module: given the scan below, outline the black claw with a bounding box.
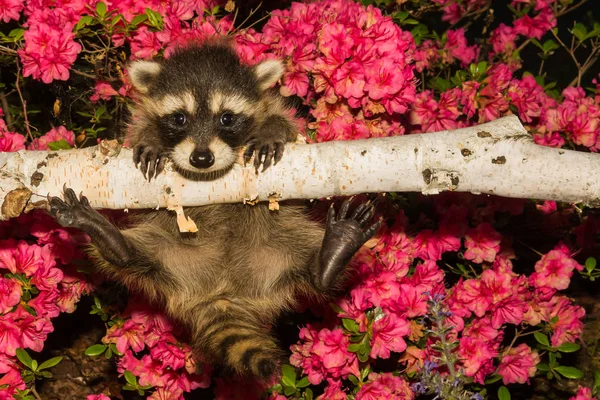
[350,203,367,220]
[243,144,255,166]
[64,187,78,205]
[326,204,336,227]
[262,145,274,172]
[338,197,354,221]
[364,218,383,239]
[133,145,143,167]
[273,143,284,165]
[156,156,167,177]
[79,192,90,207]
[357,207,375,228]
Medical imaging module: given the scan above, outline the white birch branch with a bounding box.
[1,115,599,222]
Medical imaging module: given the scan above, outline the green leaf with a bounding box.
[38,371,52,379]
[537,363,550,372]
[484,374,502,384]
[342,318,360,334]
[96,2,107,17]
[534,332,550,347]
[572,23,588,42]
[38,356,63,371]
[283,385,297,396]
[361,365,370,381]
[282,364,296,388]
[8,29,24,41]
[22,304,37,317]
[348,374,359,385]
[48,140,72,151]
[586,257,597,272]
[554,366,584,379]
[542,39,559,53]
[16,349,33,369]
[124,370,138,386]
[498,386,511,400]
[348,343,361,353]
[85,344,107,356]
[304,387,313,400]
[297,376,310,388]
[129,14,148,26]
[557,343,581,353]
[145,8,164,30]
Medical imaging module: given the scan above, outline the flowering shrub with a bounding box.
[1,0,600,399]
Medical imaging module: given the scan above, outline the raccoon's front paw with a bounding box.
[133,143,169,181]
[313,197,383,291]
[47,185,102,230]
[243,138,285,173]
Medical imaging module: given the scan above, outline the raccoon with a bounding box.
[47,40,382,381]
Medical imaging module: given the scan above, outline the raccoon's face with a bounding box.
[127,42,284,179]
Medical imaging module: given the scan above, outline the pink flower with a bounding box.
[0,239,44,276]
[0,367,26,397]
[105,319,146,354]
[464,223,502,264]
[545,296,585,347]
[458,336,498,383]
[444,28,478,67]
[356,372,414,400]
[90,81,120,103]
[0,130,26,152]
[19,23,82,84]
[497,343,540,385]
[312,328,359,380]
[569,386,597,400]
[18,312,54,352]
[0,314,21,356]
[0,277,21,314]
[490,24,517,55]
[317,379,347,400]
[370,312,410,359]
[513,9,556,40]
[0,0,23,22]
[530,244,583,290]
[129,26,162,59]
[149,334,186,371]
[87,395,111,400]
[28,126,75,150]
[362,271,401,308]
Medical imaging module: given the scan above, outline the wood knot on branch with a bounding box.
[1,187,32,219]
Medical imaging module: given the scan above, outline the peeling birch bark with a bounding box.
[1,115,599,221]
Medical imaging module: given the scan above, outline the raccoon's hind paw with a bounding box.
[243,139,285,173]
[47,185,103,229]
[312,197,383,291]
[133,143,168,181]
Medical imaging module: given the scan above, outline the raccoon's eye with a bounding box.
[172,113,187,126]
[220,112,234,127]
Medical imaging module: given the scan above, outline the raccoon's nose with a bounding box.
[189,150,215,169]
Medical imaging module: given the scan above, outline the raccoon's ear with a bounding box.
[252,59,284,92]
[127,60,162,94]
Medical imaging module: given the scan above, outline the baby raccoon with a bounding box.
[48,40,382,381]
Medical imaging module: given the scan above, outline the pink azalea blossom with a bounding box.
[530,243,583,290]
[497,343,540,384]
[569,386,598,400]
[355,372,414,400]
[0,130,26,152]
[370,312,410,359]
[87,395,111,400]
[0,277,21,314]
[464,223,502,264]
